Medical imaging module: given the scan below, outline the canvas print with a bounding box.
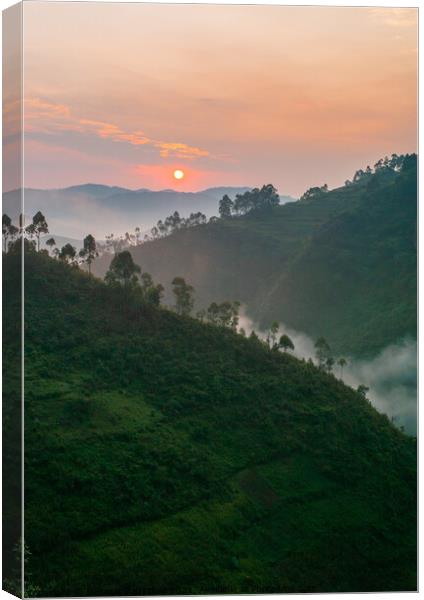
[2,2,417,597]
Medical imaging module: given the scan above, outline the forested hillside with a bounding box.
[4,249,416,596]
[101,156,416,357]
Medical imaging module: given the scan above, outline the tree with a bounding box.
[79,234,98,275]
[300,185,328,202]
[140,272,163,306]
[337,357,347,379]
[219,194,233,218]
[2,214,18,252]
[172,277,194,316]
[325,356,335,373]
[59,243,77,264]
[233,185,280,215]
[3,214,11,251]
[45,238,56,255]
[279,334,294,353]
[315,336,331,369]
[148,283,164,307]
[267,321,279,348]
[206,302,220,324]
[105,250,141,288]
[29,211,49,251]
[357,384,369,399]
[207,301,240,329]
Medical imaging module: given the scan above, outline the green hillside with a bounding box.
[4,250,416,596]
[108,157,417,357]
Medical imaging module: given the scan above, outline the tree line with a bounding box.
[2,211,99,274]
[4,209,366,391]
[299,153,416,202]
[218,184,280,218]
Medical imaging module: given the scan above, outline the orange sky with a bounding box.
[10,3,418,194]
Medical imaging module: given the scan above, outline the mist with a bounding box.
[238,310,417,435]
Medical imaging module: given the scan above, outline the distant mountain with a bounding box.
[2,185,295,240]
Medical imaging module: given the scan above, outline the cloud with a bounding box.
[156,141,209,159]
[24,97,211,160]
[238,309,417,434]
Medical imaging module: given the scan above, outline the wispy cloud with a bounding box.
[24,97,211,160]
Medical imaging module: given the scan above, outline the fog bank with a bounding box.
[238,310,417,435]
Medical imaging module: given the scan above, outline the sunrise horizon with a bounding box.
[3,3,417,196]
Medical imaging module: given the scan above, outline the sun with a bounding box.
[173,169,185,180]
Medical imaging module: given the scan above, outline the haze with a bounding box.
[6,3,418,194]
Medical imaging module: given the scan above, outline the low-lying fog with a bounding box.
[238,311,417,435]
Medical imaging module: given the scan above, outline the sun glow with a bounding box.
[173,169,185,180]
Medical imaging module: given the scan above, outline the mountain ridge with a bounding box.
[103,159,416,358]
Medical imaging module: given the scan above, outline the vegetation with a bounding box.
[2,153,417,595]
[115,154,416,357]
[172,276,195,316]
[2,248,416,596]
[279,334,295,353]
[79,234,98,275]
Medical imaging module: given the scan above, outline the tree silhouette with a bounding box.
[172,277,194,316]
[105,250,141,288]
[315,337,331,369]
[140,272,164,306]
[357,384,369,399]
[219,194,234,218]
[29,211,49,251]
[325,356,335,373]
[79,234,98,275]
[206,301,240,329]
[279,334,295,353]
[300,185,328,202]
[2,214,18,252]
[233,185,280,215]
[59,243,77,264]
[337,357,347,379]
[45,238,56,255]
[267,321,279,348]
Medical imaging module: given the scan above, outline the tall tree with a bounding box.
[315,337,331,369]
[45,238,56,255]
[337,357,347,379]
[59,243,77,264]
[105,250,141,288]
[2,214,11,252]
[2,214,18,252]
[325,356,335,373]
[172,277,194,316]
[79,234,98,275]
[207,300,240,329]
[267,321,279,348]
[140,272,164,306]
[30,211,49,251]
[279,334,295,353]
[357,385,369,399]
[219,194,233,218]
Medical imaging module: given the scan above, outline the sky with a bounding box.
[5,2,418,195]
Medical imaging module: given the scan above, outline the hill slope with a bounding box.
[3,251,416,596]
[106,159,416,357]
